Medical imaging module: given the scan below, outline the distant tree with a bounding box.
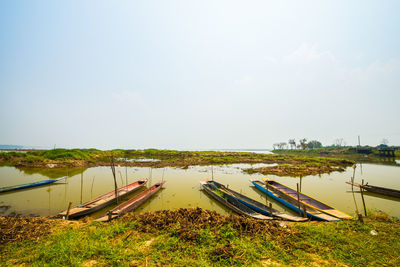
[288,139,296,149]
[307,140,322,149]
[276,142,288,149]
[381,138,389,145]
[272,143,278,150]
[299,138,308,149]
[334,138,345,147]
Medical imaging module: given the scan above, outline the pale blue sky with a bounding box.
[1,1,399,149]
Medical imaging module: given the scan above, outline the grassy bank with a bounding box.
[273,147,400,164]
[0,148,354,177]
[1,209,399,266]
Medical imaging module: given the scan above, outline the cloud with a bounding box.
[284,42,336,63]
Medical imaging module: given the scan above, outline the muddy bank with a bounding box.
[245,164,347,177]
[0,208,290,247]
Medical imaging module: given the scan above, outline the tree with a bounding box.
[334,138,345,147]
[288,139,296,149]
[307,140,322,149]
[381,138,389,145]
[299,138,308,149]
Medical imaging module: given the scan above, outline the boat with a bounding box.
[200,181,273,220]
[209,181,308,222]
[0,176,67,193]
[346,181,400,198]
[251,180,343,221]
[96,181,166,222]
[58,179,147,219]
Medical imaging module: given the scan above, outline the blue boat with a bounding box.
[200,181,273,220]
[0,176,67,193]
[209,181,307,222]
[251,180,340,221]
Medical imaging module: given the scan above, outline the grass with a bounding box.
[1,209,399,266]
[273,147,400,164]
[0,148,355,177]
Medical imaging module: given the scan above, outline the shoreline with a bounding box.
[0,148,355,177]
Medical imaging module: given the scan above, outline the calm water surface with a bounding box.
[0,163,399,219]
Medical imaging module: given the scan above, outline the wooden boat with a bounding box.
[200,181,273,220]
[346,181,400,198]
[251,180,342,221]
[58,179,147,219]
[209,181,308,222]
[0,176,67,193]
[96,181,166,222]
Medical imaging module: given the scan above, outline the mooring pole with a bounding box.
[297,183,301,215]
[111,155,119,204]
[360,179,367,216]
[80,171,83,204]
[65,202,72,220]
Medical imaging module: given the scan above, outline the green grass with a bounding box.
[1,211,400,266]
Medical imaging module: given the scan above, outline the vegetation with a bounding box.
[0,148,354,176]
[273,147,400,165]
[1,209,399,266]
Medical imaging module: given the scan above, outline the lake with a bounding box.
[0,163,399,219]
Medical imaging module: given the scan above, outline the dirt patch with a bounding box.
[0,216,72,247]
[246,164,347,177]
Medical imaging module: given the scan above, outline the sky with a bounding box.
[0,1,399,150]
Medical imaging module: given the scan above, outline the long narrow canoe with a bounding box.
[346,181,400,198]
[58,179,147,219]
[251,180,341,221]
[0,176,67,193]
[200,181,273,220]
[96,181,166,222]
[209,181,307,222]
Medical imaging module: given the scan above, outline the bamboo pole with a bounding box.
[65,202,72,220]
[80,172,83,204]
[296,183,301,215]
[110,155,119,204]
[125,159,128,186]
[360,179,367,216]
[91,176,95,199]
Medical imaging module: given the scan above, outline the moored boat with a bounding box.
[346,181,400,198]
[58,179,147,219]
[209,181,308,222]
[200,181,273,220]
[0,176,67,193]
[251,180,342,221]
[96,180,166,222]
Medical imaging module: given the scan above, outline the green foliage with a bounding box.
[1,215,400,266]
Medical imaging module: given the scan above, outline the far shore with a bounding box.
[0,148,356,177]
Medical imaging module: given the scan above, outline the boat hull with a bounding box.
[210,181,307,222]
[346,181,400,198]
[59,179,147,219]
[251,180,339,221]
[201,181,272,220]
[0,176,66,193]
[96,181,166,222]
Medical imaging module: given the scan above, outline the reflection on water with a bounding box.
[16,166,87,179]
[0,163,399,219]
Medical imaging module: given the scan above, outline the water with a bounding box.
[0,163,399,219]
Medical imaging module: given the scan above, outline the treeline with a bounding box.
[273,138,322,150]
